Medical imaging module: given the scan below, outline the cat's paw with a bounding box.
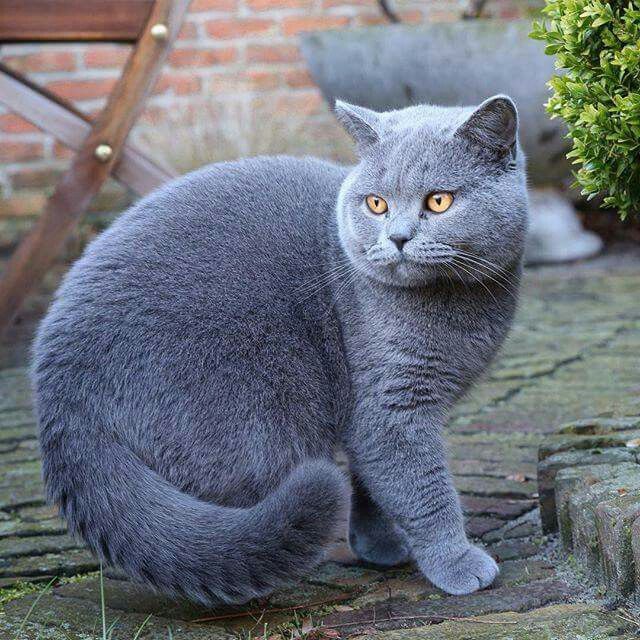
[349,527,411,567]
[419,543,498,595]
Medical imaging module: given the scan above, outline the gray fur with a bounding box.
[32,96,528,604]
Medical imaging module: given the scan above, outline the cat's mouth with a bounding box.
[365,242,456,268]
[360,242,458,286]
[361,242,519,292]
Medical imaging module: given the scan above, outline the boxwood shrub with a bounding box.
[531,0,640,218]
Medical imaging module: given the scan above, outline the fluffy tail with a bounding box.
[41,428,348,604]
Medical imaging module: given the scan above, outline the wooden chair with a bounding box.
[0,0,191,333]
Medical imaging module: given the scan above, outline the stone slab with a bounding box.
[539,429,640,461]
[0,534,81,560]
[368,603,635,639]
[538,447,636,533]
[460,496,536,520]
[557,416,640,435]
[569,475,640,576]
[318,579,573,634]
[1,590,234,640]
[595,492,640,597]
[554,463,637,550]
[453,476,537,499]
[1,250,640,636]
[0,548,98,581]
[487,539,543,562]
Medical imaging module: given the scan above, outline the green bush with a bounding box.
[531,0,640,218]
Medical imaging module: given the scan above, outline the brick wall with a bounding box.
[0,0,523,246]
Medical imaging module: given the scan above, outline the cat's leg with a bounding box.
[343,411,497,595]
[349,476,410,567]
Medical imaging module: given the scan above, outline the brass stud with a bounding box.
[150,23,169,41]
[94,144,113,163]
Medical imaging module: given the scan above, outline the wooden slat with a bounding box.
[0,1,155,43]
[0,64,175,195]
[0,0,191,332]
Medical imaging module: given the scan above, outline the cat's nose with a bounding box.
[389,233,410,251]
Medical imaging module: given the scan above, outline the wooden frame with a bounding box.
[0,0,191,333]
[0,1,156,43]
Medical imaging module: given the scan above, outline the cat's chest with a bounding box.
[341,286,512,401]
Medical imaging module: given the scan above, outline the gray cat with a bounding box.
[32,95,528,605]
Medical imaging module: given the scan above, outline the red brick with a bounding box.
[284,68,314,88]
[246,44,301,64]
[428,8,460,21]
[0,114,40,134]
[177,21,199,40]
[205,18,275,39]
[322,0,370,6]
[169,47,237,67]
[10,166,62,190]
[191,0,238,10]
[83,46,130,68]
[153,74,201,96]
[53,141,74,160]
[357,13,389,26]
[0,192,47,217]
[3,50,76,73]
[398,9,423,23]
[282,16,349,36]
[47,78,117,102]
[207,73,251,93]
[138,105,169,125]
[207,70,280,92]
[0,141,44,163]
[268,90,323,116]
[498,6,524,19]
[243,70,281,90]
[247,0,312,10]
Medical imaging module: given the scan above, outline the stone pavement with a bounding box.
[1,249,640,639]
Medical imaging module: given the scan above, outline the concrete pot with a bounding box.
[302,20,603,263]
[301,20,570,187]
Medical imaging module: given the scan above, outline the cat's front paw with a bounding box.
[419,543,498,595]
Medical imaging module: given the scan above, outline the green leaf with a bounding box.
[530,0,640,218]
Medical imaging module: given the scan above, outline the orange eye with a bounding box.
[425,192,454,213]
[366,195,388,215]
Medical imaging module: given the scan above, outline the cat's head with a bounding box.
[335,96,529,288]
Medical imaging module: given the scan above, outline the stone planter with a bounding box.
[537,416,640,599]
[301,20,568,186]
[301,20,603,263]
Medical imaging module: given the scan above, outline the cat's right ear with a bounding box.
[334,100,380,154]
[454,95,518,159]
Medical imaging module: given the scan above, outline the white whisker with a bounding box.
[454,256,517,301]
[453,249,519,288]
[294,260,354,296]
[452,260,500,305]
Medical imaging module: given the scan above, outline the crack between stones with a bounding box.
[0,527,67,540]
[485,353,584,409]
[483,325,626,411]
[0,435,38,446]
[470,322,632,416]
[0,539,86,560]
[2,499,47,513]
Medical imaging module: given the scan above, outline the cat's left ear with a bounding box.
[334,100,381,154]
[455,95,518,158]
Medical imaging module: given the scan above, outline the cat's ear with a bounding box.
[334,100,381,153]
[455,95,518,158]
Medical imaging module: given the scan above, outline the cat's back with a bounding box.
[50,155,344,304]
[90,154,345,284]
[34,156,348,386]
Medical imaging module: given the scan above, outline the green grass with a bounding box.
[3,565,165,640]
[13,575,57,639]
